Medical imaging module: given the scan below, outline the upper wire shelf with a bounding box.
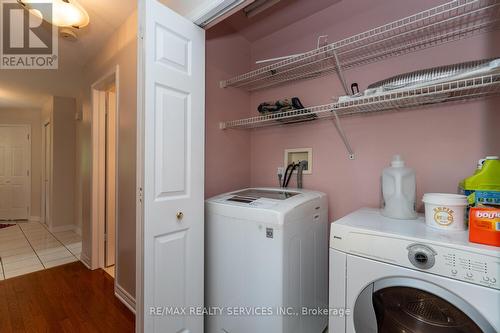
[219,74,500,129]
[220,0,500,91]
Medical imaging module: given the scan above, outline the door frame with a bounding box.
[136,2,145,329]
[105,88,117,268]
[90,66,120,275]
[0,124,31,221]
[41,120,51,225]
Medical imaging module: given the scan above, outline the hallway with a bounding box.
[0,222,81,280]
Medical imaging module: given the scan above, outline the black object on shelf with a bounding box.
[257,97,317,125]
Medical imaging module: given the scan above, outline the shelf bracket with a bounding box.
[332,110,355,160]
[331,50,355,160]
[333,49,350,96]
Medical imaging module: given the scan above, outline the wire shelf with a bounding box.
[219,74,500,129]
[220,0,500,91]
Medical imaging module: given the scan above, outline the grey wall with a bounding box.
[52,97,76,229]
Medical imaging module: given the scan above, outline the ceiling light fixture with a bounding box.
[18,0,90,29]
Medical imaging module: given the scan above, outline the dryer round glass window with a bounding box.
[352,277,496,333]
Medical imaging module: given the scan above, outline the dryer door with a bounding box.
[352,277,495,333]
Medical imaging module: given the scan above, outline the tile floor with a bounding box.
[0,222,82,280]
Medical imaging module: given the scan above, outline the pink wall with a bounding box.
[207,0,500,221]
[205,25,253,198]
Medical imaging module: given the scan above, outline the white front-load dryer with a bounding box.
[329,208,500,333]
[205,188,329,333]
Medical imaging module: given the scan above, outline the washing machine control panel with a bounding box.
[438,247,499,289]
[406,243,499,290]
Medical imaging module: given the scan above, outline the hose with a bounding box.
[282,162,295,188]
[284,163,298,188]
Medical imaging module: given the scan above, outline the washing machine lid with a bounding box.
[206,187,326,220]
[228,189,300,202]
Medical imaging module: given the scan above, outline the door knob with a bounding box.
[176,212,184,220]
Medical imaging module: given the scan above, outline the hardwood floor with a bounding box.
[0,262,135,332]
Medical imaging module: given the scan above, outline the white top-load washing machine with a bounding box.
[329,208,500,333]
[205,188,329,333]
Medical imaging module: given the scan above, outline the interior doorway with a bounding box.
[91,67,119,279]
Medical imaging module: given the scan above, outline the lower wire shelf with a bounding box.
[219,74,500,130]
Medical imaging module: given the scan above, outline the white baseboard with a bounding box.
[49,224,78,233]
[80,253,92,269]
[115,283,136,313]
[74,226,82,235]
[29,216,40,222]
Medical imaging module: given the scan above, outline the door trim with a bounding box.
[90,66,120,278]
[41,120,51,226]
[188,0,253,28]
[0,124,31,221]
[136,2,145,330]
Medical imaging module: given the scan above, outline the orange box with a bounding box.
[469,206,500,247]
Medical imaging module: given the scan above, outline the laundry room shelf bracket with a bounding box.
[333,49,350,96]
[332,50,356,160]
[332,110,355,160]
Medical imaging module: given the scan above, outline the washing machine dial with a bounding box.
[407,244,436,270]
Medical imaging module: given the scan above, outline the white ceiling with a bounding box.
[0,0,136,109]
[59,0,137,67]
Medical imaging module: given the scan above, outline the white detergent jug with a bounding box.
[381,155,417,219]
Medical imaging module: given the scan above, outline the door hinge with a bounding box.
[27,170,29,176]
[138,187,143,203]
[27,134,30,141]
[139,26,144,40]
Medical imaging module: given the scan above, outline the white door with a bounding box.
[138,1,205,332]
[0,125,30,220]
[106,90,117,267]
